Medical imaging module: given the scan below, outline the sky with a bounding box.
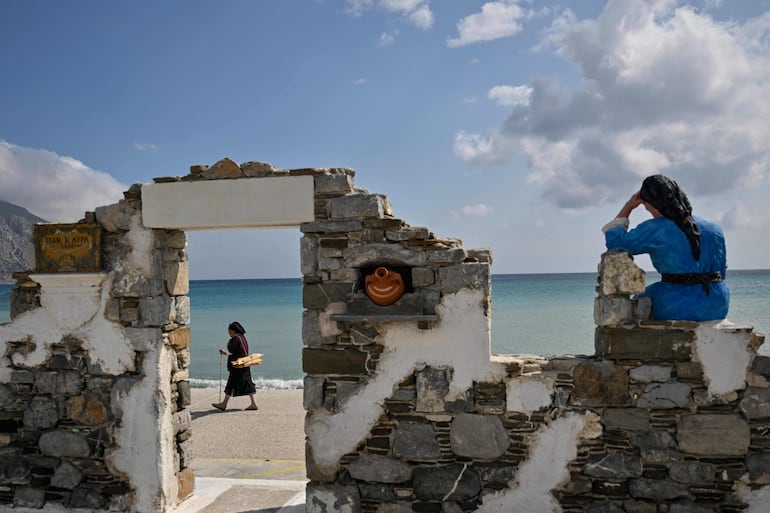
[1,0,770,279]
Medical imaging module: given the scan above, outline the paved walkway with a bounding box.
[171,458,307,513]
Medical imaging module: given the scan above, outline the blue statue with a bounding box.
[603,175,729,321]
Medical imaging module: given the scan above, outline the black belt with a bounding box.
[661,272,723,295]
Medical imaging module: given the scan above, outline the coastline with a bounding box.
[190,388,305,461]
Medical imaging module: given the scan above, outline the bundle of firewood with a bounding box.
[231,353,263,368]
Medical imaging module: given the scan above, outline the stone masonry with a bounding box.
[1,157,769,512]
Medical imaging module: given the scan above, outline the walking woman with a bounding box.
[212,321,258,411]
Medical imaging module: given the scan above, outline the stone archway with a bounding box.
[2,158,770,513]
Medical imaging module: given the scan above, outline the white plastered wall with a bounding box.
[141,176,315,230]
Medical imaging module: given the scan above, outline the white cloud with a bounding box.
[462,97,478,105]
[379,31,397,46]
[447,1,529,47]
[345,0,374,17]
[133,142,158,151]
[719,204,770,231]
[488,85,533,107]
[461,203,494,217]
[453,131,511,167]
[456,0,770,210]
[407,4,433,29]
[354,78,368,85]
[346,0,433,30]
[0,140,127,222]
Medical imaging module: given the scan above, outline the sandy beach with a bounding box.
[190,388,305,461]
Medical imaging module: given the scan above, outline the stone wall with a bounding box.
[299,177,770,512]
[1,158,769,512]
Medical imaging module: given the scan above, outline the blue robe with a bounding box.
[604,215,729,321]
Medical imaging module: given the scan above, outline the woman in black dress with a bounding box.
[212,321,258,411]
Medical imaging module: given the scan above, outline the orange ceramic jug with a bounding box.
[365,267,405,306]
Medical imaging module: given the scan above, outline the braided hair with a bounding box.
[639,175,701,261]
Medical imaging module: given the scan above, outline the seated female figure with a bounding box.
[603,175,729,321]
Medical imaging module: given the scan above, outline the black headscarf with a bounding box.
[228,321,246,334]
[639,175,701,261]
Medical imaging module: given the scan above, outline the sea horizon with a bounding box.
[2,269,769,390]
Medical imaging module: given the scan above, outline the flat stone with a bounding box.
[375,503,413,513]
[677,414,749,456]
[0,456,30,485]
[139,296,175,326]
[347,454,412,484]
[392,422,442,461]
[595,326,694,361]
[413,464,481,501]
[668,462,713,483]
[629,365,672,383]
[450,414,509,459]
[315,173,354,195]
[301,220,364,234]
[39,431,90,458]
[739,387,770,419]
[330,194,391,220]
[628,478,688,500]
[302,348,369,375]
[411,267,435,287]
[35,371,83,395]
[303,282,355,309]
[747,452,770,481]
[23,398,59,430]
[14,487,45,509]
[343,243,426,268]
[51,461,84,490]
[438,263,490,294]
[636,382,691,409]
[585,452,643,479]
[602,408,650,431]
[632,429,674,449]
[69,485,105,509]
[571,361,630,407]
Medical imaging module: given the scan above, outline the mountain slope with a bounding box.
[0,199,47,283]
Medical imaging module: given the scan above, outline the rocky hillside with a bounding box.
[0,200,46,283]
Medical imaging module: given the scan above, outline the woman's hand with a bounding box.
[617,192,642,218]
[219,349,228,356]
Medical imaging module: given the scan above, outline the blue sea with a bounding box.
[2,270,769,389]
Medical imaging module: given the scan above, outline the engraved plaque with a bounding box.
[34,224,102,273]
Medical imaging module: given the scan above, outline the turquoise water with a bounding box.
[2,270,769,388]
